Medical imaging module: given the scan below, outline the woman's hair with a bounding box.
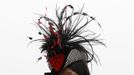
[67,60,90,75]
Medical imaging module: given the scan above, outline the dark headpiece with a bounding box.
[29,5,105,74]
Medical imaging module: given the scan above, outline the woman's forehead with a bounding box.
[60,68,78,75]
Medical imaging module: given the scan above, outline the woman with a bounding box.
[29,5,105,75]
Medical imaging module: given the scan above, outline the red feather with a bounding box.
[49,53,65,72]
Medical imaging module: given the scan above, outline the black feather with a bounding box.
[30,5,105,64]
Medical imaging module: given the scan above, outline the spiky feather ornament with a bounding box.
[28,5,105,74]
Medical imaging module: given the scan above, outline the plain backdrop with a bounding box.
[0,0,134,75]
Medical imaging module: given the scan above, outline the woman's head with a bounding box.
[60,60,90,75]
[45,49,90,75]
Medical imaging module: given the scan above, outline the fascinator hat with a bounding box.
[28,5,105,75]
